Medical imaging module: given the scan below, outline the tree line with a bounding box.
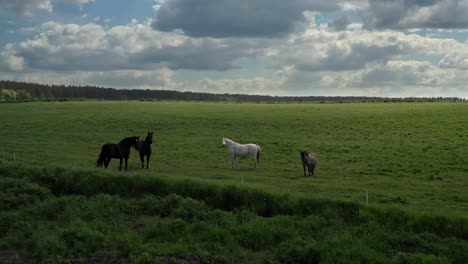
[0,80,465,103]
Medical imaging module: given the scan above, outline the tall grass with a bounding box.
[1,161,467,238]
[0,162,468,263]
[1,161,467,263]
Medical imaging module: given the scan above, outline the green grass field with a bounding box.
[1,101,467,263]
[0,101,467,212]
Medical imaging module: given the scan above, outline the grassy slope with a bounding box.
[0,101,467,213]
[0,162,467,263]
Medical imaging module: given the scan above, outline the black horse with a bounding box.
[300,150,317,177]
[135,131,153,168]
[96,136,139,171]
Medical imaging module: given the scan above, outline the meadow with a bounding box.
[0,101,467,262]
[0,101,467,212]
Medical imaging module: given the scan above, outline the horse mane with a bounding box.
[120,136,138,145]
[300,150,308,160]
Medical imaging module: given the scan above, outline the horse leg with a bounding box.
[303,166,306,177]
[311,164,316,176]
[104,158,110,168]
[231,154,236,169]
[146,154,150,169]
[140,153,144,168]
[119,158,123,171]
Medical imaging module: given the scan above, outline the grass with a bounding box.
[0,161,467,263]
[0,101,466,213]
[0,101,468,263]
[0,100,467,262]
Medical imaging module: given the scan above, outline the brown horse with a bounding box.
[96,136,139,171]
[135,131,153,168]
[300,150,317,177]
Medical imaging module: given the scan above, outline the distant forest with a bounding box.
[0,80,465,103]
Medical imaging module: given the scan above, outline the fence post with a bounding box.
[366,189,369,205]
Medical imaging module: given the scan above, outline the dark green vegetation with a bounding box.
[0,101,467,262]
[1,80,464,102]
[1,162,467,263]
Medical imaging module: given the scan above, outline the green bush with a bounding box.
[0,177,52,211]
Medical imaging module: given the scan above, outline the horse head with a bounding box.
[146,131,153,144]
[127,136,139,148]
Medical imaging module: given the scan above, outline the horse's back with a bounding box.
[239,143,259,154]
[101,143,114,149]
[308,153,318,164]
[245,143,260,148]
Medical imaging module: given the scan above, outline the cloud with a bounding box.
[198,78,281,95]
[0,0,94,16]
[274,20,468,72]
[0,68,178,90]
[362,0,468,30]
[197,66,295,95]
[317,60,457,94]
[2,20,257,72]
[83,68,176,89]
[0,45,25,72]
[278,29,405,72]
[356,60,454,87]
[1,4,467,98]
[439,50,468,69]
[330,14,351,31]
[152,0,342,38]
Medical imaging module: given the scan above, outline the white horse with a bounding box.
[222,137,261,169]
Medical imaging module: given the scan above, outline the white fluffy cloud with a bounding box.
[0,0,94,16]
[5,20,258,72]
[0,45,25,72]
[275,21,467,72]
[439,50,468,69]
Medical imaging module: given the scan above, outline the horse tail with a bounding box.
[96,145,107,167]
[256,146,261,164]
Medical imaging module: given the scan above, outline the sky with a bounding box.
[1,0,468,98]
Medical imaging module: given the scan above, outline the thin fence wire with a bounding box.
[1,154,467,211]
